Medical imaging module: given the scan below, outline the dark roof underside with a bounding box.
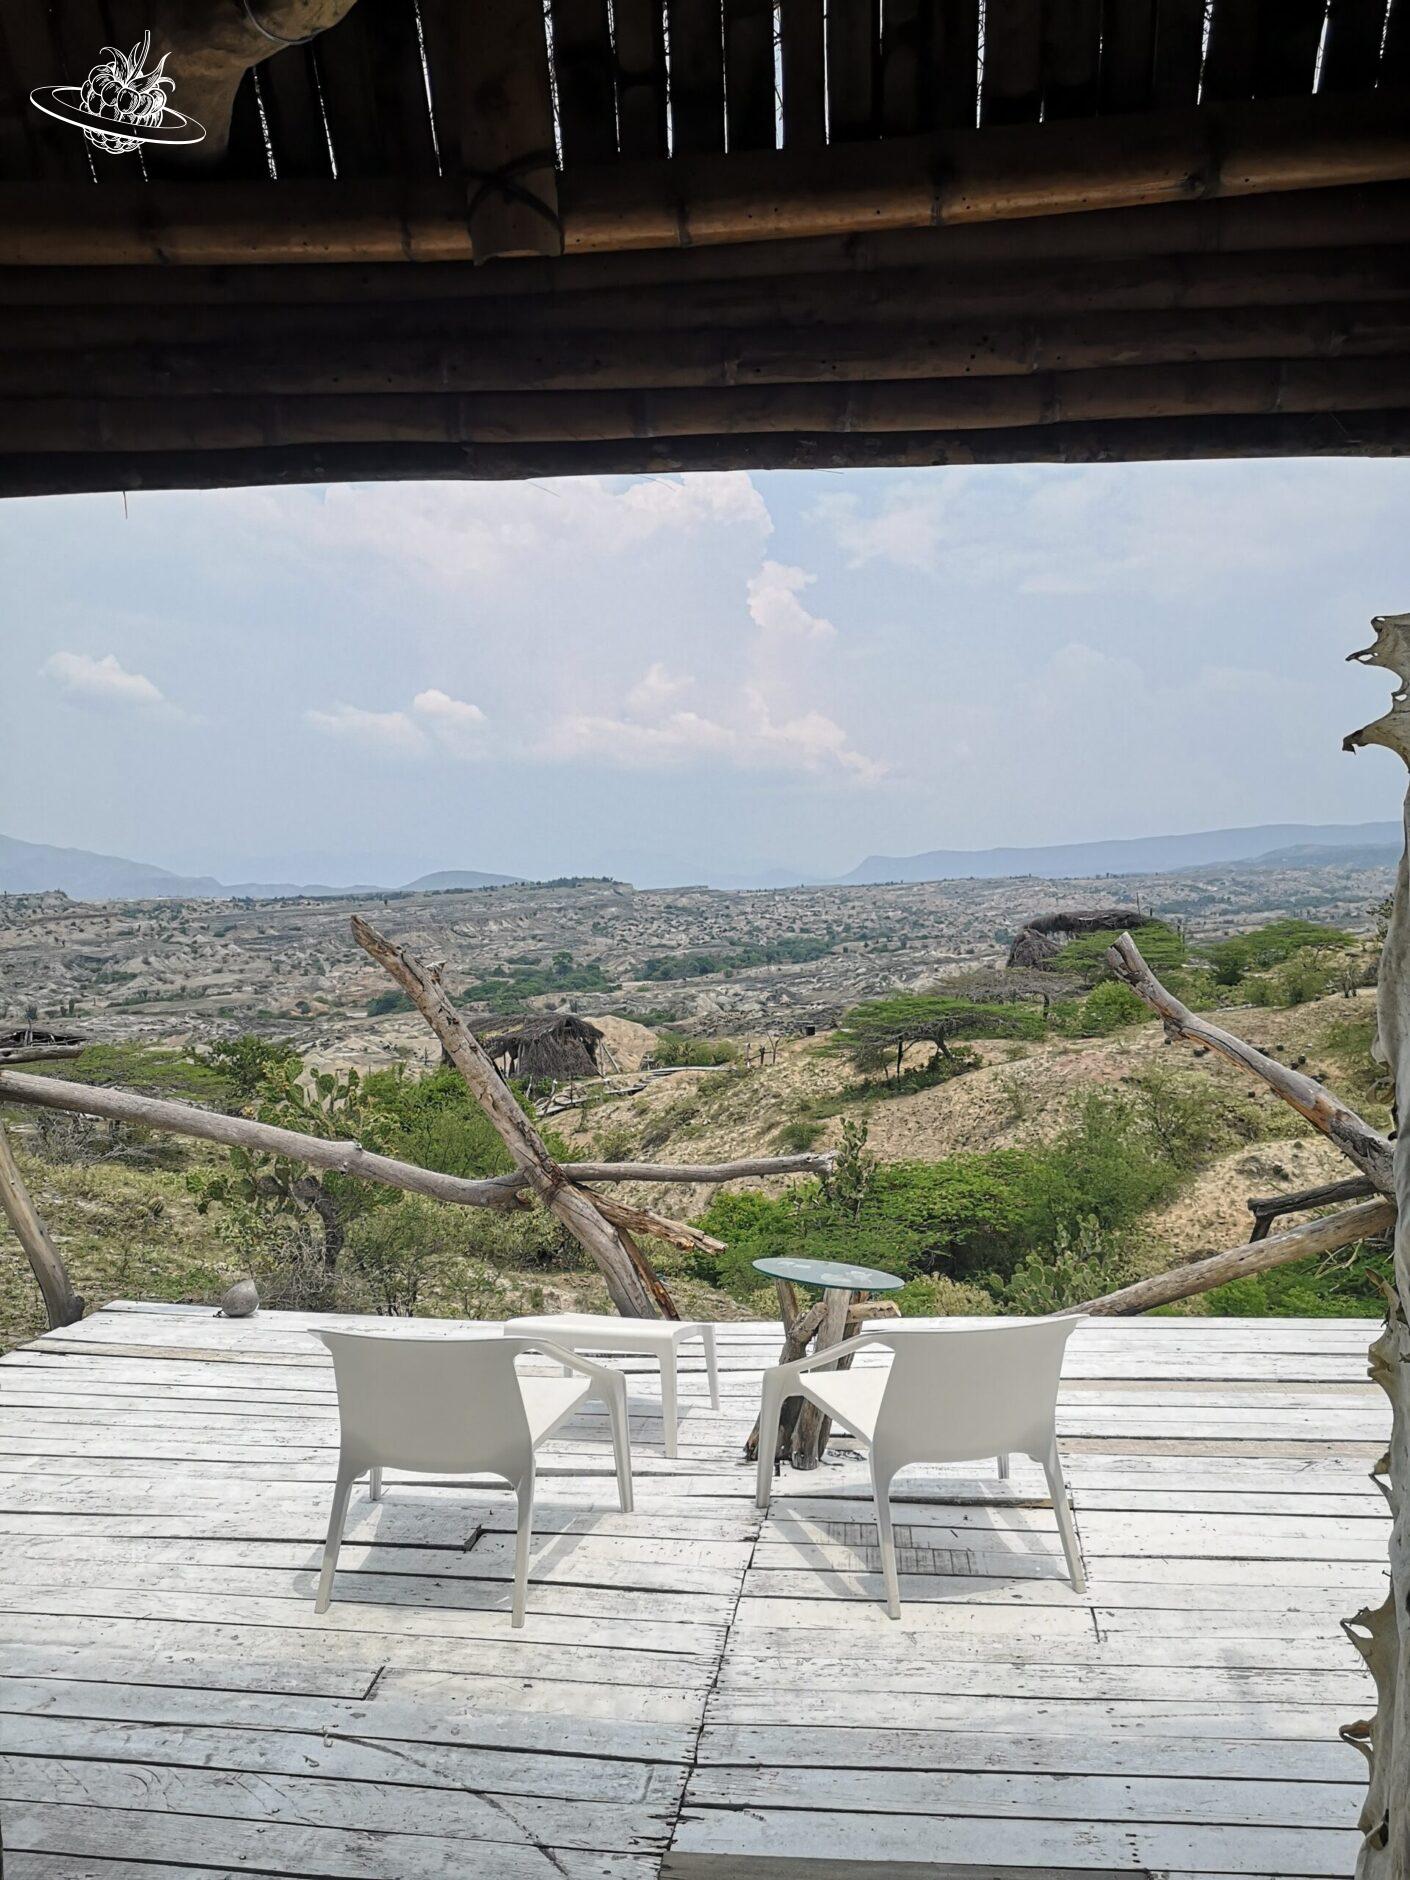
[2,0,1410,491]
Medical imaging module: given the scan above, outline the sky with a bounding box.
[4,456,1410,889]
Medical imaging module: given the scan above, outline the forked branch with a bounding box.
[1103,930,1394,1193]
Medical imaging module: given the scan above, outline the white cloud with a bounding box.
[811,462,1404,597]
[747,561,835,642]
[305,702,428,756]
[239,471,772,592]
[412,688,488,754]
[306,688,490,759]
[538,664,884,783]
[39,649,192,720]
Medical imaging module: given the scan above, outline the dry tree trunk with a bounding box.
[1341,612,1410,1877]
[350,915,674,1318]
[0,1122,83,1329]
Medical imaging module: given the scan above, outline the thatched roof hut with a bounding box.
[476,1015,605,1085]
[0,1025,87,1066]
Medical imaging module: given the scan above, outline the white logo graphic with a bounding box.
[30,32,205,155]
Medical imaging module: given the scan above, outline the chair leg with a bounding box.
[660,1348,678,1459]
[607,1377,634,1513]
[368,1465,383,1502]
[701,1324,721,1411]
[997,1454,1010,1480]
[1043,1443,1086,1594]
[871,1461,901,1620]
[315,1462,357,1614]
[755,1374,784,1509]
[511,1468,535,1628]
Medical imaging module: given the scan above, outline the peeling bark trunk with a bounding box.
[1342,611,1410,1877]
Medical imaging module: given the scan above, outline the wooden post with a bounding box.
[0,1122,83,1330]
[1340,612,1410,1876]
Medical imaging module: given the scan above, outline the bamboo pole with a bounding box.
[11,301,1409,397]
[0,1122,83,1329]
[3,184,1407,303]
[4,406,1408,498]
[1,90,1407,264]
[9,355,1410,453]
[1072,1199,1396,1315]
[7,244,1410,348]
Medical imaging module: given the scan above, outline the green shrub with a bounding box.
[776,1118,824,1153]
[1076,981,1148,1035]
[1201,919,1353,987]
[1054,921,1186,982]
[650,1033,738,1067]
[1205,1240,1389,1318]
[366,990,413,1016]
[993,1217,1143,1314]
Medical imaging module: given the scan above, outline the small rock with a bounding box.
[216,1278,259,1319]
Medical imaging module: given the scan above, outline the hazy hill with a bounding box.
[839,821,1402,885]
[400,869,522,892]
[0,834,514,902]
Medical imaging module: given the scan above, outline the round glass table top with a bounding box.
[751,1255,904,1292]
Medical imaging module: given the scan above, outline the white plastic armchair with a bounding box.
[314,1329,634,1626]
[755,1316,1086,1618]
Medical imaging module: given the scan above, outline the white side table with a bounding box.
[504,1313,720,1458]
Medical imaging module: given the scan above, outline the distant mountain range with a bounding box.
[0,834,519,902]
[2,820,1400,904]
[837,821,1402,886]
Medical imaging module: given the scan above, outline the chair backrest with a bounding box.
[319,1329,534,1482]
[867,1316,1083,1475]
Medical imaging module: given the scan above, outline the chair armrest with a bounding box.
[517,1337,628,1399]
[764,1330,891,1385]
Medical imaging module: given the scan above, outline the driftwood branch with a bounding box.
[0,1122,83,1329]
[1248,1176,1377,1241]
[1074,1198,1396,1316]
[350,915,675,1317]
[0,1069,524,1211]
[0,1071,819,1201]
[1103,930,1395,1193]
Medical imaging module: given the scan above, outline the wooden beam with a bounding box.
[1,90,1406,262]
[424,0,561,259]
[724,0,778,152]
[3,405,1408,495]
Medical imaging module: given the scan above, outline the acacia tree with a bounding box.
[832,992,1045,1083]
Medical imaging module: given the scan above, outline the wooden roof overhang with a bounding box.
[2,0,1410,494]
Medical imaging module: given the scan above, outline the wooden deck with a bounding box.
[0,1305,1389,1878]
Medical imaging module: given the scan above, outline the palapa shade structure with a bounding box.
[0,0,1409,493]
[475,1013,605,1084]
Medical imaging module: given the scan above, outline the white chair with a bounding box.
[314,1329,633,1627]
[755,1316,1086,1618]
[505,1313,720,1458]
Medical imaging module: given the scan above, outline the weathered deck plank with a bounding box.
[0,1303,1389,1876]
